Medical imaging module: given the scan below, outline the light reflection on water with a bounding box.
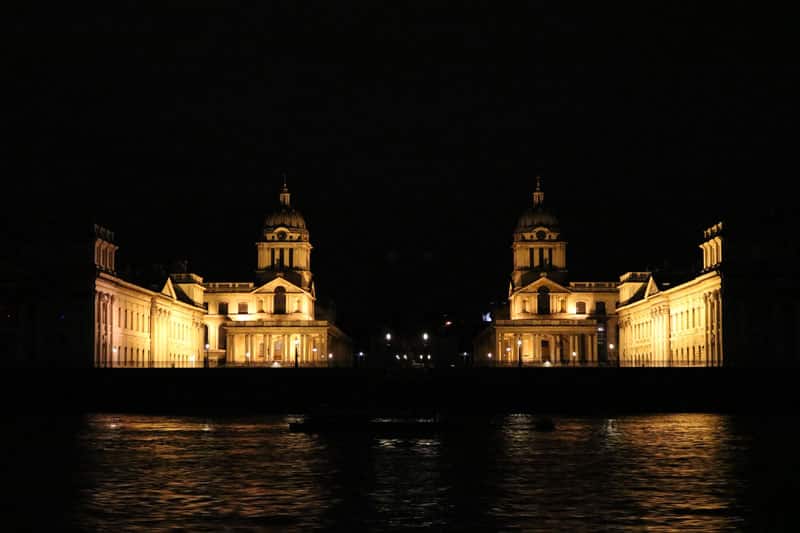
[4,413,799,531]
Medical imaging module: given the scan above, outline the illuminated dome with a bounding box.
[264,206,307,230]
[264,181,307,231]
[515,176,558,231]
[516,205,559,231]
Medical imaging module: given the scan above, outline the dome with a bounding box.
[516,205,559,231]
[264,181,308,231]
[264,205,307,230]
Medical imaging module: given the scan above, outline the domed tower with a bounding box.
[511,176,568,290]
[255,180,314,292]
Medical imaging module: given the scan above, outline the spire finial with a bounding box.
[279,174,291,206]
[533,176,545,207]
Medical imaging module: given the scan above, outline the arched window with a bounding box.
[537,287,550,315]
[576,301,587,314]
[274,287,287,314]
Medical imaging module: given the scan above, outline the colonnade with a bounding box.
[494,331,601,366]
[226,331,328,367]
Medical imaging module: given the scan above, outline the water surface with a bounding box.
[4,413,798,530]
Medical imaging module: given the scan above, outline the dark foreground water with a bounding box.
[3,413,799,531]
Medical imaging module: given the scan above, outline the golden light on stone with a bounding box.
[473,178,724,368]
[91,183,351,368]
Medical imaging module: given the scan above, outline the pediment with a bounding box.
[161,278,177,299]
[251,277,306,295]
[644,276,660,298]
[518,275,571,294]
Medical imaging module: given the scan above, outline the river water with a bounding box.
[4,413,798,531]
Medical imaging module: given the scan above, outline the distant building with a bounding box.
[476,179,800,368]
[615,222,723,366]
[474,178,620,366]
[92,181,351,368]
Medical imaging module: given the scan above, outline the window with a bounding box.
[576,301,586,314]
[596,302,606,315]
[289,249,294,268]
[218,302,228,315]
[218,325,226,349]
[238,302,248,314]
[274,287,286,314]
[537,287,550,315]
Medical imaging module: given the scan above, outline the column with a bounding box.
[715,290,723,366]
[703,293,714,366]
[94,292,100,366]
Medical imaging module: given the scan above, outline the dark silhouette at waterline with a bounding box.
[4,367,798,415]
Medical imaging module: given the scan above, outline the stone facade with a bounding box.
[474,178,620,366]
[91,183,351,368]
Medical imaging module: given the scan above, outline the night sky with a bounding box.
[5,4,796,343]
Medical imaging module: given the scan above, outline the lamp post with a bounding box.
[246,351,251,367]
[572,351,577,367]
[487,352,493,367]
[204,343,210,368]
[385,332,392,367]
[517,338,523,368]
[328,352,333,368]
[609,343,615,367]
[294,339,300,368]
[111,346,117,368]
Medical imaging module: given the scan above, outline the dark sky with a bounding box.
[5,3,797,343]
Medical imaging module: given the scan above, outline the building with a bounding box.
[474,178,620,366]
[615,223,723,366]
[91,182,351,368]
[200,182,350,367]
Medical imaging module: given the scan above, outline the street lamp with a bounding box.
[517,338,523,368]
[294,339,300,368]
[609,343,616,367]
[204,343,210,368]
[111,346,117,368]
[328,352,333,367]
[246,351,251,367]
[488,352,493,367]
[572,350,577,366]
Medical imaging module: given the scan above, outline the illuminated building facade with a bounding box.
[474,178,620,366]
[92,183,350,368]
[615,223,723,366]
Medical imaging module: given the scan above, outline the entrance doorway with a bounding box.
[541,340,551,363]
